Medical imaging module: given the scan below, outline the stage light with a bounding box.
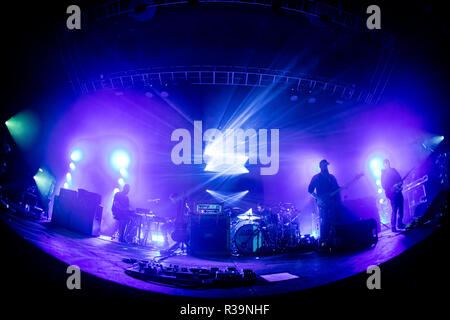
[69,162,76,171]
[118,178,124,186]
[66,172,72,181]
[373,169,381,178]
[5,110,40,150]
[379,198,384,204]
[376,179,381,186]
[110,149,130,170]
[63,182,69,189]
[370,158,382,171]
[378,188,382,194]
[151,234,164,243]
[70,149,83,162]
[422,135,445,151]
[206,190,249,205]
[38,168,43,172]
[119,168,129,178]
[113,187,120,194]
[204,141,249,175]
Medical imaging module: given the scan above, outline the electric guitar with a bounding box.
[390,167,415,195]
[311,173,365,208]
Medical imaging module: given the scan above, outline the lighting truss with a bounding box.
[80,65,374,103]
[93,0,366,32]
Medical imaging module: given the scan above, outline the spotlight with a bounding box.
[377,188,383,194]
[70,149,83,162]
[379,198,384,204]
[373,169,382,178]
[69,162,76,171]
[203,141,248,175]
[370,158,382,170]
[118,178,125,186]
[5,110,40,150]
[375,179,381,186]
[119,168,129,178]
[38,168,43,172]
[66,172,72,181]
[63,182,69,189]
[110,149,130,170]
[207,190,249,205]
[151,234,164,243]
[113,187,120,194]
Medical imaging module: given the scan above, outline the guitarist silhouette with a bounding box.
[308,160,364,250]
[381,159,406,232]
[308,160,342,250]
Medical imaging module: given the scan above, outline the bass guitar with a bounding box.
[311,173,364,208]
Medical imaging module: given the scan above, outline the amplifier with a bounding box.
[72,189,103,236]
[189,213,230,256]
[195,203,223,215]
[334,218,378,250]
[51,188,103,236]
[51,188,77,228]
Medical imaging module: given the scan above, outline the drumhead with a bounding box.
[234,222,263,254]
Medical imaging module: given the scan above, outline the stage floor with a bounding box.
[1,211,438,298]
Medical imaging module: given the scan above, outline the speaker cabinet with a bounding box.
[342,197,380,232]
[189,214,230,256]
[51,188,77,228]
[51,188,103,236]
[334,218,378,250]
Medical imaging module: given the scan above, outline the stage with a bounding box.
[0,210,439,298]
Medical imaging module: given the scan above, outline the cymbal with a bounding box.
[236,214,261,221]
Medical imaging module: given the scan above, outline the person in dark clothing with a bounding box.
[161,193,187,246]
[112,184,132,242]
[381,159,405,232]
[308,159,341,248]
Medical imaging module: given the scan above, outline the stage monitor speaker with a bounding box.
[334,218,378,250]
[189,214,230,256]
[51,188,77,228]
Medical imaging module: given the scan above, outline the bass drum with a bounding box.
[233,220,264,255]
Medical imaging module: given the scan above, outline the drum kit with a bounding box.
[231,203,302,255]
[120,198,306,256]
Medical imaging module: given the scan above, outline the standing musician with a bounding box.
[381,159,405,232]
[161,192,189,247]
[308,159,342,249]
[112,184,133,242]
